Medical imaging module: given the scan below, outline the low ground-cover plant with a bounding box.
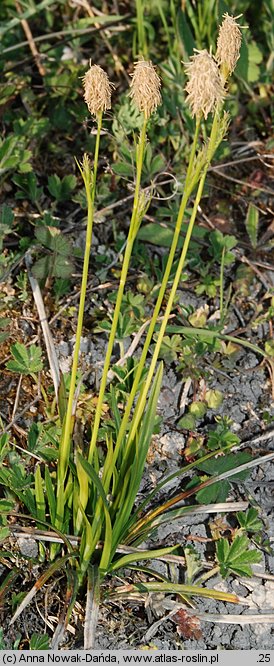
[1,10,273,649]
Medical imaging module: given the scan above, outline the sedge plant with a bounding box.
[74,15,245,577]
[94,27,244,551]
[9,15,255,645]
[108,15,246,546]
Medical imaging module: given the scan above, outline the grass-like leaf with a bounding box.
[10,554,78,625]
[44,466,56,524]
[76,454,109,509]
[109,544,178,573]
[112,581,240,604]
[111,362,164,551]
[245,202,259,248]
[34,465,46,525]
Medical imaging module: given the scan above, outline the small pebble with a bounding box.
[17,537,38,558]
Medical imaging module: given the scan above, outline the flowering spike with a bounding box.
[129,59,161,119]
[184,49,225,119]
[83,64,114,116]
[216,14,243,77]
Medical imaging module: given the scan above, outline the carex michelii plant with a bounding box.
[11,16,248,643]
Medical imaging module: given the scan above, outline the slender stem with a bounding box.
[123,111,220,456]
[127,177,207,448]
[219,246,225,322]
[88,120,147,463]
[135,0,147,57]
[104,119,201,478]
[158,3,172,56]
[56,112,103,528]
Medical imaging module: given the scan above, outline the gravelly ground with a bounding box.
[61,329,274,649]
[1,264,274,651]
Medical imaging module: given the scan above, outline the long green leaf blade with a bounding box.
[76,454,108,508]
[111,363,164,550]
[109,545,178,572]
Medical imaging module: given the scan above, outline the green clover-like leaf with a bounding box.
[237,507,263,534]
[216,535,261,578]
[6,342,43,374]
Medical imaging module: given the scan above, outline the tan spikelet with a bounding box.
[83,64,114,116]
[129,59,161,119]
[184,50,225,119]
[216,13,242,77]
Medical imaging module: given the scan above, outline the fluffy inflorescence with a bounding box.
[129,59,161,118]
[216,13,242,75]
[83,64,113,116]
[184,49,225,119]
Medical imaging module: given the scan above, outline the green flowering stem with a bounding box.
[135,0,148,58]
[88,119,148,464]
[122,109,221,458]
[219,245,226,323]
[102,118,201,483]
[55,111,103,531]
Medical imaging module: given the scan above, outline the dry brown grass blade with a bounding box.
[51,569,79,649]
[15,0,46,76]
[130,451,274,537]
[145,608,274,642]
[84,567,100,650]
[25,251,60,400]
[196,612,274,625]
[10,554,76,626]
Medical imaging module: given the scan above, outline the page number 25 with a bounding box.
[257,656,271,663]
